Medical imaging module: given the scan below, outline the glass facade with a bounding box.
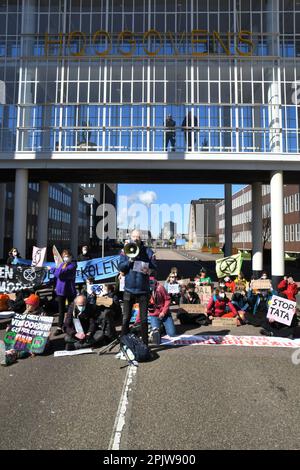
[0,0,299,153]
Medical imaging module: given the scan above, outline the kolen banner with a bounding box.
[0,265,47,293]
[12,255,121,284]
[4,313,54,354]
[267,295,296,326]
[216,253,243,278]
[32,246,47,267]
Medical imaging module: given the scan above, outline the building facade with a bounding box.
[216,184,300,253]
[188,198,222,248]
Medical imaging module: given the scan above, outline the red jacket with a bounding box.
[149,284,171,318]
[277,280,298,301]
[225,281,236,293]
[206,295,238,317]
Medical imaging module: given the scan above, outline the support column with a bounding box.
[13,169,28,257]
[270,171,284,286]
[224,184,232,257]
[0,183,6,259]
[252,182,263,278]
[37,181,49,248]
[71,183,79,258]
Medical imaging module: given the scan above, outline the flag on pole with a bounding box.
[216,253,243,278]
[52,245,63,268]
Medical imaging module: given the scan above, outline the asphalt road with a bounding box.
[1,249,300,450]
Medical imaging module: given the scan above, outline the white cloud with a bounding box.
[138,191,157,206]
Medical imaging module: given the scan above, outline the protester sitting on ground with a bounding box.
[180,282,200,304]
[194,267,212,285]
[148,277,176,344]
[6,248,22,266]
[23,293,45,316]
[0,340,32,367]
[77,245,92,261]
[63,295,97,350]
[230,289,250,324]
[277,275,298,301]
[206,288,238,319]
[53,250,77,336]
[164,271,181,306]
[260,271,269,280]
[106,284,122,321]
[234,272,249,292]
[166,267,178,282]
[246,288,274,327]
[223,276,236,293]
[93,288,118,346]
[260,297,299,339]
[80,277,97,304]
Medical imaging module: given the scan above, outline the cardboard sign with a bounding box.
[4,313,53,354]
[250,279,272,291]
[267,295,296,326]
[195,285,212,305]
[31,246,47,267]
[226,292,233,300]
[211,317,238,327]
[178,304,206,314]
[96,296,113,307]
[178,278,190,286]
[167,283,180,294]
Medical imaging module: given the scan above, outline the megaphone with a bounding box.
[124,242,140,259]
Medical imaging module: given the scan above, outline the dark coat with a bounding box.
[118,243,157,295]
[64,303,96,337]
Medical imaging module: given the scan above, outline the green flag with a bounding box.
[216,253,243,278]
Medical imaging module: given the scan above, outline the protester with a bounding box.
[277,275,298,301]
[246,288,274,327]
[53,250,77,336]
[165,270,181,305]
[181,111,198,151]
[148,277,176,344]
[177,282,209,326]
[7,291,27,313]
[80,277,97,304]
[106,284,122,320]
[0,340,31,367]
[165,114,176,152]
[194,267,212,285]
[206,288,238,319]
[234,272,249,292]
[23,293,45,316]
[63,295,96,350]
[77,245,92,261]
[180,282,200,304]
[6,248,22,266]
[118,229,157,346]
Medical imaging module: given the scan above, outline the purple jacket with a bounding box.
[54,262,77,297]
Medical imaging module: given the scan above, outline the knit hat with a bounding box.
[24,294,40,308]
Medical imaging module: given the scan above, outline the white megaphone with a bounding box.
[124,242,140,259]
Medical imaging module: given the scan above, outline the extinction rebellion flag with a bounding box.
[216,253,243,278]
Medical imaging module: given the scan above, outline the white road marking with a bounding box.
[108,364,137,450]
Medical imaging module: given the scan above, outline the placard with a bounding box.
[195,285,212,305]
[87,283,106,295]
[32,246,47,267]
[96,296,113,307]
[4,313,53,354]
[267,295,296,326]
[250,279,272,291]
[167,283,180,294]
[133,261,149,274]
[178,278,190,286]
[211,317,238,327]
[119,276,125,292]
[178,304,206,314]
[54,349,94,357]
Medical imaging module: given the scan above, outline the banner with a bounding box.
[4,313,54,354]
[32,246,47,267]
[0,265,47,293]
[161,334,300,348]
[13,255,121,285]
[267,295,296,326]
[216,253,243,278]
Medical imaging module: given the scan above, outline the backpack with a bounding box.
[120,333,151,363]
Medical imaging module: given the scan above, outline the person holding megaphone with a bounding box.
[118,229,157,346]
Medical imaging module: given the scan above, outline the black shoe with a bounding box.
[260,328,274,336]
[65,343,74,351]
[53,327,63,336]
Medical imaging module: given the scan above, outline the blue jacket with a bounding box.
[118,243,157,295]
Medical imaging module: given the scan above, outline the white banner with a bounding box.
[31,246,47,267]
[161,334,300,348]
[54,349,94,357]
[267,295,296,326]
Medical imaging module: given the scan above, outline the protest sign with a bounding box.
[54,349,94,357]
[133,261,149,274]
[4,313,54,354]
[167,283,180,294]
[52,245,63,267]
[32,246,47,267]
[216,253,243,278]
[178,278,190,286]
[250,279,272,291]
[119,276,125,292]
[96,296,113,307]
[195,285,212,305]
[211,317,238,327]
[0,265,47,293]
[267,295,296,326]
[178,304,206,314]
[87,283,106,295]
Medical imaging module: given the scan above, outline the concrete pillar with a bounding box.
[71,183,79,258]
[13,169,28,257]
[252,182,263,277]
[224,184,232,257]
[0,183,6,259]
[37,181,49,248]
[270,171,284,286]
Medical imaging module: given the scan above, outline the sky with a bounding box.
[117,184,245,237]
